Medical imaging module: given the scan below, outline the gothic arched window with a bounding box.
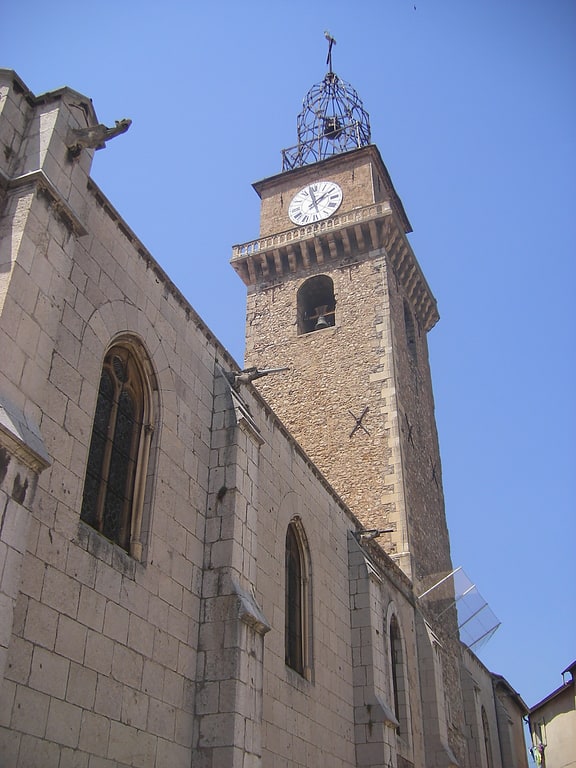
[297,275,336,334]
[390,614,410,739]
[80,340,155,559]
[482,706,494,768]
[285,519,311,677]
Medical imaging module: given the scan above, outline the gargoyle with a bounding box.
[226,366,289,387]
[67,118,132,158]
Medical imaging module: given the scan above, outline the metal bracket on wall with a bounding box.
[348,406,370,437]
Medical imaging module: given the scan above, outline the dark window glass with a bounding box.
[404,300,418,364]
[390,615,402,723]
[285,523,304,674]
[80,345,145,553]
[482,706,494,768]
[390,614,411,739]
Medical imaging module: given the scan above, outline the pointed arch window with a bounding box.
[285,519,311,677]
[80,340,155,559]
[481,706,494,768]
[389,614,411,739]
[297,275,336,334]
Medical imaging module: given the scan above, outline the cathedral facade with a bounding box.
[0,68,527,767]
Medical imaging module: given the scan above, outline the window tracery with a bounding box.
[80,339,155,559]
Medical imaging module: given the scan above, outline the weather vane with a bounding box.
[324,31,336,74]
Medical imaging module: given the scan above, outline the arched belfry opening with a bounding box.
[297,275,336,334]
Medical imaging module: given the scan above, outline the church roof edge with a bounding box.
[0,69,99,127]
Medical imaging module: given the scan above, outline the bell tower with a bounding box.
[232,45,451,589]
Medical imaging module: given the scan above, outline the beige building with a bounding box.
[0,66,527,767]
[528,661,576,768]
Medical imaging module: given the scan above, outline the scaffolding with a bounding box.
[418,566,501,651]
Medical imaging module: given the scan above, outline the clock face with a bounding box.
[288,180,343,225]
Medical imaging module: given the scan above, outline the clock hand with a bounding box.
[308,187,319,211]
[315,184,338,205]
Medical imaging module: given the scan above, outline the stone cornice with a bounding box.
[2,168,87,236]
[232,201,439,332]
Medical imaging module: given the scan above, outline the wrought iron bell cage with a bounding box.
[282,71,372,171]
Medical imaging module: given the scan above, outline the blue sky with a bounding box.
[3,0,575,719]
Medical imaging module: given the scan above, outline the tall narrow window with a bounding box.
[390,614,410,739]
[403,300,418,365]
[285,519,310,676]
[81,340,154,558]
[481,706,494,768]
[297,275,336,334]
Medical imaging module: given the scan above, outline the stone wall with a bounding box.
[0,71,222,765]
[246,252,402,541]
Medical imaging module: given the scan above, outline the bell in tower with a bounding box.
[281,33,372,171]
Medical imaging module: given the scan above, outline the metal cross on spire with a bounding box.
[324,31,336,73]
